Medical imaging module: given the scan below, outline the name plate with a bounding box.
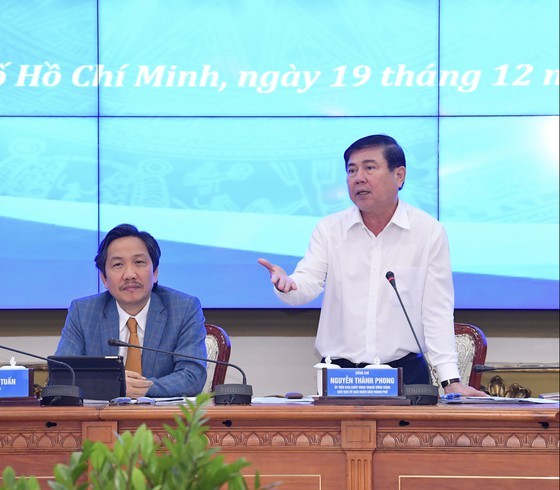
[0,368,32,398]
[323,367,401,397]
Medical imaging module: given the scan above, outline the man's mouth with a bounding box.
[121,283,141,291]
[355,190,370,196]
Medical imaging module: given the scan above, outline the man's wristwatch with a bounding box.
[441,378,461,388]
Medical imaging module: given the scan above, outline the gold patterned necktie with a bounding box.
[125,317,142,375]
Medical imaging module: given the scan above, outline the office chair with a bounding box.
[429,322,488,391]
[203,323,232,393]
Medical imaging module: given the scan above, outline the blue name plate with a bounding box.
[0,368,30,398]
[324,368,400,397]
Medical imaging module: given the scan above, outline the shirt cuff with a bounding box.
[435,362,460,384]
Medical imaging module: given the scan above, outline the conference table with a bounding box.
[0,402,558,489]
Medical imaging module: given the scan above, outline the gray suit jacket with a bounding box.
[55,285,207,397]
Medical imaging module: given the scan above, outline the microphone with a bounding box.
[385,271,439,405]
[0,344,82,406]
[108,339,253,405]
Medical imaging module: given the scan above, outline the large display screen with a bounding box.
[0,1,558,309]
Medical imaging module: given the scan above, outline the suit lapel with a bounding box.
[143,290,167,376]
[101,294,120,356]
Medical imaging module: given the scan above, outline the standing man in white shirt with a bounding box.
[258,134,486,396]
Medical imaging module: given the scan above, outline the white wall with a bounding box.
[1,335,558,396]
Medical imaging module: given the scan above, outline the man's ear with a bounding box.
[395,166,406,190]
[153,267,159,284]
[100,271,108,289]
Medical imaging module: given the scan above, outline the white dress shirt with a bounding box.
[116,299,150,363]
[275,200,460,382]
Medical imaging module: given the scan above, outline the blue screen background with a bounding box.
[0,0,558,309]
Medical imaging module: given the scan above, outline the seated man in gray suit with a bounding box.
[55,224,207,398]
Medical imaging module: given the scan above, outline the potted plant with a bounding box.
[1,394,274,490]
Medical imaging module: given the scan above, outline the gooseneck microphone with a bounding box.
[108,339,253,405]
[385,271,424,354]
[385,271,439,405]
[0,344,82,406]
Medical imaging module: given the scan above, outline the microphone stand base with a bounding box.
[403,384,439,405]
[213,383,253,405]
[40,385,83,407]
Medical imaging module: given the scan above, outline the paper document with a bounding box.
[83,399,110,407]
[441,396,559,404]
[153,397,194,406]
[251,396,315,405]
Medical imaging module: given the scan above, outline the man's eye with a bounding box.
[112,263,122,268]
[136,260,146,265]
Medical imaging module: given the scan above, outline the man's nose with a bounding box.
[354,168,367,182]
[123,265,137,278]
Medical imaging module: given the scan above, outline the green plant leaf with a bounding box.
[1,467,17,487]
[130,467,146,490]
[0,468,41,490]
